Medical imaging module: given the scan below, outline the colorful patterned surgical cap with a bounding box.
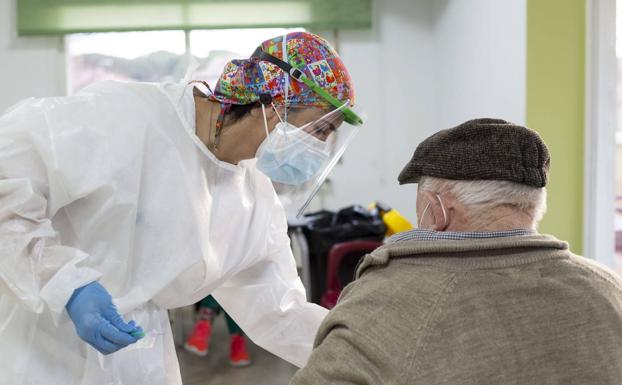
[207,31,355,110]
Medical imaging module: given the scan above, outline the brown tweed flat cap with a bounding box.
[398,118,550,187]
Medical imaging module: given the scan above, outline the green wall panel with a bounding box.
[527,0,586,252]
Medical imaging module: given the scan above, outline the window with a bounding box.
[66,28,303,94]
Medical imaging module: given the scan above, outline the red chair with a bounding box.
[320,240,383,309]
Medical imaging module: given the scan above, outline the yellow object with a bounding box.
[382,209,414,237]
[368,202,414,237]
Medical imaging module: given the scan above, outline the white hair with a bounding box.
[418,177,547,225]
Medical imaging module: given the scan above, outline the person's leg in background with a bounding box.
[225,311,252,367]
[184,295,221,356]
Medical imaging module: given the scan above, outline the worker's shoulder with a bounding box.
[78,79,157,93]
[77,80,164,105]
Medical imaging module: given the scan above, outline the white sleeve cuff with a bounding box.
[39,252,102,326]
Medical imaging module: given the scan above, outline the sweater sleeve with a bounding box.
[290,263,457,385]
[288,280,391,385]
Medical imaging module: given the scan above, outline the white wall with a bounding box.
[319,0,527,223]
[314,0,437,222]
[433,0,526,128]
[0,0,66,112]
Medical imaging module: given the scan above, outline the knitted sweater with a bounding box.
[290,234,622,385]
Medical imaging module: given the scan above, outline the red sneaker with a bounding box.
[229,334,251,367]
[184,319,212,356]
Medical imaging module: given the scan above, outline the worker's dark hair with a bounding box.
[225,92,273,124]
[192,85,260,125]
[226,102,260,124]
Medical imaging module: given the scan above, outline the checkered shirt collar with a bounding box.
[386,229,536,244]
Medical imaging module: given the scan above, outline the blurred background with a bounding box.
[0,0,618,383]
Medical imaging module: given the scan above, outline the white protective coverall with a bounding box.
[0,79,328,385]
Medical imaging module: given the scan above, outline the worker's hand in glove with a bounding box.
[66,281,143,355]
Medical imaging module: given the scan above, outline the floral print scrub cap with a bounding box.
[207,31,355,110]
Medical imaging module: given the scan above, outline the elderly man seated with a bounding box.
[290,118,622,385]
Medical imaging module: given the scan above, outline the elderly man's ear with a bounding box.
[419,190,451,231]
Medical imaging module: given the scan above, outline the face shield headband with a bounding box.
[250,47,364,126]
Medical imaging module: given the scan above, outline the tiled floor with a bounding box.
[177,313,298,385]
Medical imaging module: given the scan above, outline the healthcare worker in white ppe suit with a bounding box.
[0,31,364,384]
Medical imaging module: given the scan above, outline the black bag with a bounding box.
[301,205,386,303]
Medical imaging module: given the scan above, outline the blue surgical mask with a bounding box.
[256,122,329,185]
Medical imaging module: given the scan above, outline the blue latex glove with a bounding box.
[66,281,143,355]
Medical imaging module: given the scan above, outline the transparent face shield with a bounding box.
[257,101,364,218]
[252,37,365,218]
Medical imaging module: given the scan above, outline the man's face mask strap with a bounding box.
[418,193,448,229]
